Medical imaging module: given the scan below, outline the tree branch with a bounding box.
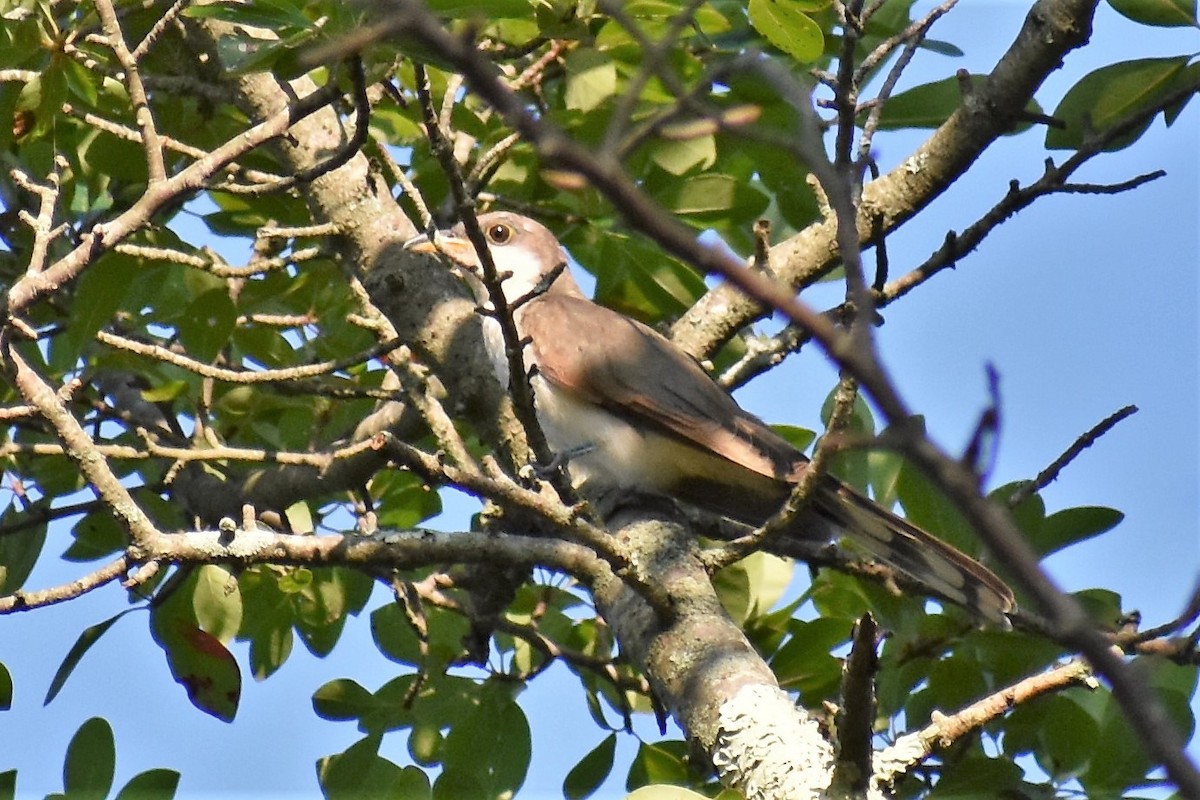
[874,659,1096,786]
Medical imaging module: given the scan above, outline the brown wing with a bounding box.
[519,294,802,481]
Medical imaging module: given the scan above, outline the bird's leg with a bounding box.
[533,442,597,478]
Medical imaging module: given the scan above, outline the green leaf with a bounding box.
[177,288,238,364]
[1032,695,1099,781]
[1032,506,1124,558]
[1080,657,1196,792]
[990,481,1046,541]
[714,551,794,624]
[748,0,825,63]
[45,610,137,705]
[927,754,1024,797]
[873,74,1043,132]
[625,740,690,791]
[894,458,978,556]
[426,0,535,16]
[662,174,769,220]
[1047,56,1191,151]
[867,448,903,509]
[0,507,46,594]
[625,787,710,799]
[54,253,138,369]
[113,769,180,800]
[565,49,617,113]
[1075,588,1125,627]
[294,568,358,658]
[318,735,431,800]
[962,629,1064,687]
[1107,0,1199,27]
[586,231,707,323]
[0,662,11,710]
[924,653,989,712]
[623,0,732,34]
[312,678,375,722]
[439,682,530,799]
[61,57,99,107]
[63,510,127,562]
[772,424,817,452]
[820,387,875,490]
[63,717,115,800]
[371,600,470,671]
[1164,61,1200,124]
[873,75,970,129]
[182,0,313,29]
[236,566,296,680]
[284,500,314,534]
[431,771,483,800]
[563,733,616,800]
[0,770,14,800]
[808,569,873,621]
[408,721,443,766]
[770,617,848,700]
[368,471,442,529]
[650,135,717,176]
[377,673,481,741]
[192,564,243,644]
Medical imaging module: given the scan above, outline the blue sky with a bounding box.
[2,3,1197,798]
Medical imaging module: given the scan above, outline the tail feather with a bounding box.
[809,480,1015,625]
[665,461,1015,623]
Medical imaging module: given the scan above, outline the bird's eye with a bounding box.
[486,223,513,245]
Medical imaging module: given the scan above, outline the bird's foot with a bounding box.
[533,443,596,478]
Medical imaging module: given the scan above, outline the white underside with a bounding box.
[482,316,690,492]
[531,373,695,491]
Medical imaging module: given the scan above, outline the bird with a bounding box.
[405,211,1015,624]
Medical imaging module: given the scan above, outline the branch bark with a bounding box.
[593,511,846,799]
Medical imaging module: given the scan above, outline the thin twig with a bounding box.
[1006,405,1138,508]
[412,63,558,479]
[94,330,402,384]
[703,375,858,571]
[0,556,132,613]
[94,0,166,182]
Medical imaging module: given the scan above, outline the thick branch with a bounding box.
[592,510,845,799]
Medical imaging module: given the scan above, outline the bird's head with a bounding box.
[404,211,581,305]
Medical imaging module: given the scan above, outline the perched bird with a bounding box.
[406,212,1014,623]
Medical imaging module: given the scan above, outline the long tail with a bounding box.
[806,479,1015,625]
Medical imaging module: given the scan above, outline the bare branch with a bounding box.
[875,659,1096,786]
[1006,405,1138,509]
[94,330,402,384]
[0,555,132,613]
[2,343,163,552]
[832,613,879,794]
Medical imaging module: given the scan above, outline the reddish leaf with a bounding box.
[152,618,241,722]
